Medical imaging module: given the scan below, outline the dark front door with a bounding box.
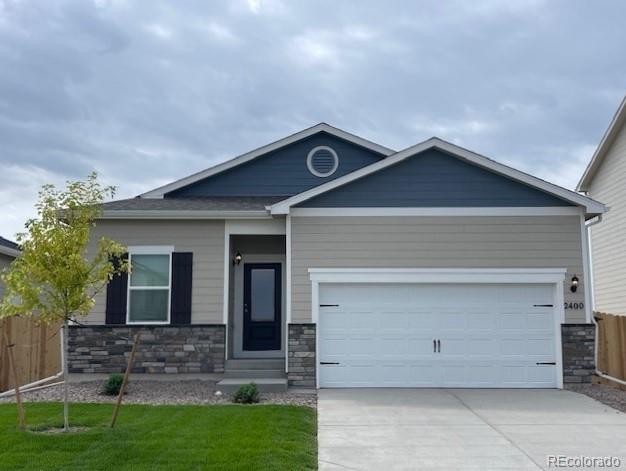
[243,263,282,351]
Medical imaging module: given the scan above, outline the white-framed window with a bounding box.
[126,246,174,324]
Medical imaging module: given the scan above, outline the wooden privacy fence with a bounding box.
[0,317,61,392]
[595,312,626,384]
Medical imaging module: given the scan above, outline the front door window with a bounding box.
[250,269,276,322]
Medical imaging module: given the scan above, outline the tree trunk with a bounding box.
[62,320,69,431]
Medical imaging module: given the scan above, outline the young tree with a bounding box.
[0,172,128,431]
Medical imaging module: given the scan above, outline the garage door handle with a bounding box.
[533,304,553,307]
[536,362,556,365]
[320,362,340,365]
[437,339,441,353]
[319,304,339,307]
[433,339,436,353]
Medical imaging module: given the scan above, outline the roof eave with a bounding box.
[99,210,272,220]
[0,246,20,258]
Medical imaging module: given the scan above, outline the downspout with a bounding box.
[585,215,626,387]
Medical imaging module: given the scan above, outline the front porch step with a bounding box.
[223,369,286,379]
[225,359,284,370]
[216,378,288,394]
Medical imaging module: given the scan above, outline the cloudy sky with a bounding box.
[0,0,624,238]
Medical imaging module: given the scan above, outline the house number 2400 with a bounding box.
[564,302,584,310]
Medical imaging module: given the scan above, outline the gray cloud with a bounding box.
[0,0,624,237]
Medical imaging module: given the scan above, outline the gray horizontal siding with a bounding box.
[85,220,225,325]
[0,254,14,301]
[588,120,626,315]
[167,132,383,198]
[291,216,586,323]
[297,149,573,207]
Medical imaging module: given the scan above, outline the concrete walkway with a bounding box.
[318,389,626,470]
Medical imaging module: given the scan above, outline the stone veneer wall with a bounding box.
[288,324,316,387]
[68,325,225,374]
[561,323,595,384]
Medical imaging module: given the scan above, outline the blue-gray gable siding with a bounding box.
[166,132,385,198]
[297,148,574,207]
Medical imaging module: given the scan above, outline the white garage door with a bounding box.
[318,283,558,388]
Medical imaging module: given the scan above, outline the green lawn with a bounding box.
[0,402,317,470]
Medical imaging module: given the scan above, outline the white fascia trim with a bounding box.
[0,246,20,258]
[100,210,271,219]
[271,137,606,215]
[289,207,583,217]
[308,268,567,285]
[140,123,395,199]
[127,245,175,254]
[577,94,626,192]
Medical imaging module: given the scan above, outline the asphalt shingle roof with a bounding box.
[100,196,285,212]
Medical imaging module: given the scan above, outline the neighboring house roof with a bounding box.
[577,94,626,192]
[0,236,20,258]
[270,137,606,216]
[140,123,396,199]
[100,196,284,219]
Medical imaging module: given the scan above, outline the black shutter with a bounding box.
[105,253,128,325]
[171,252,193,324]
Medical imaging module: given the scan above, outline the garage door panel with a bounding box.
[527,312,553,330]
[465,337,498,355]
[527,337,555,355]
[319,283,558,388]
[500,313,527,329]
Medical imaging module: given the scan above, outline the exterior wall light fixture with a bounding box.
[570,275,579,293]
[233,251,242,266]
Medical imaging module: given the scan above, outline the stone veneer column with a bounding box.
[561,323,595,384]
[288,324,316,387]
[68,325,225,374]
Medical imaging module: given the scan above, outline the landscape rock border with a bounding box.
[0,379,317,408]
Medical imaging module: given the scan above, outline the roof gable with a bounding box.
[166,131,386,198]
[577,95,626,192]
[141,123,394,198]
[296,148,574,208]
[272,138,606,216]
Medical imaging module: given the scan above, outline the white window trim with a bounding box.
[126,246,174,325]
[308,267,566,389]
[307,146,339,178]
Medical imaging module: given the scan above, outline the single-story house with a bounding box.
[69,123,605,390]
[577,95,626,316]
[0,237,20,299]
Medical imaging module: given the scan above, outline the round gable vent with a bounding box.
[307,146,339,177]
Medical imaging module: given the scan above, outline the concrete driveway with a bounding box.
[318,389,626,470]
